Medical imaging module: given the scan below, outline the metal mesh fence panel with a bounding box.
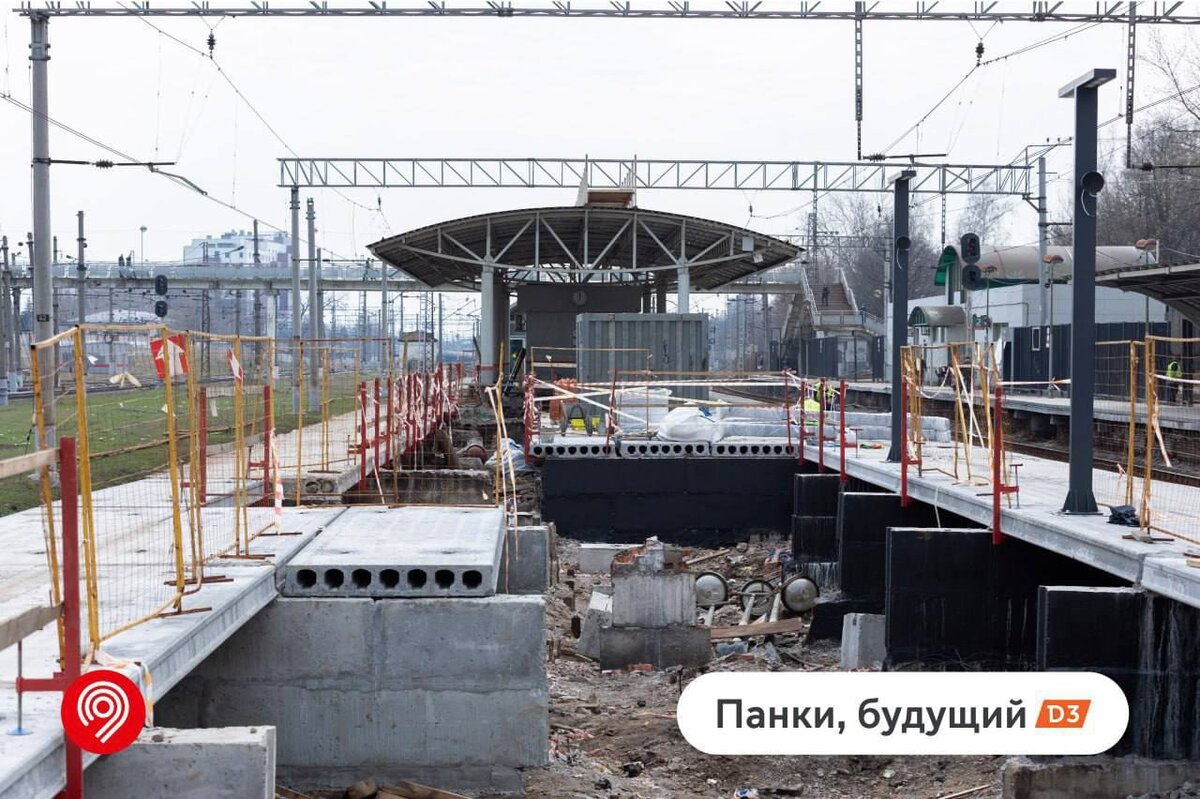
[65,324,187,654]
[1141,336,1200,543]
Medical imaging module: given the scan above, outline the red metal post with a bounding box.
[59,437,83,799]
[839,378,848,483]
[385,378,394,466]
[373,377,381,476]
[261,384,273,503]
[358,382,368,490]
[899,377,910,507]
[523,375,534,457]
[799,379,808,464]
[783,371,793,452]
[197,386,208,505]
[992,383,1015,545]
[817,378,826,473]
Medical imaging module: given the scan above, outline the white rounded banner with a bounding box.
[677,672,1128,755]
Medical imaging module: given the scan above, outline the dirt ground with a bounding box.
[512,536,1006,799]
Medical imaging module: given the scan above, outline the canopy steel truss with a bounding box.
[278,157,1036,196]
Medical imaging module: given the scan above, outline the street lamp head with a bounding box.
[1058,68,1117,98]
[1043,254,1065,265]
[1135,238,1158,251]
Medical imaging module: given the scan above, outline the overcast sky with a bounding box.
[0,3,1196,271]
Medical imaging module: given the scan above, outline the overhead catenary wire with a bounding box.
[0,89,359,264]
[120,7,394,243]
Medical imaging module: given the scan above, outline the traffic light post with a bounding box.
[154,274,168,319]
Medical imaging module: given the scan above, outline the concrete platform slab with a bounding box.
[281,505,505,598]
[807,438,1200,604]
[0,506,341,799]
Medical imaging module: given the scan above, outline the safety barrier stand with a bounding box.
[839,378,848,484]
[991,384,1019,545]
[817,378,827,473]
[14,439,83,799]
[799,379,808,465]
[358,382,369,490]
[899,374,911,507]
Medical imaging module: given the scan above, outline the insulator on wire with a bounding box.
[207,32,216,58]
[975,41,984,66]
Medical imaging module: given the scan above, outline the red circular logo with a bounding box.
[61,670,146,754]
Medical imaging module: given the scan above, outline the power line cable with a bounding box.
[0,89,360,263]
[119,9,394,239]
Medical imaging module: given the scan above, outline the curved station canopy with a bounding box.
[368,206,801,291]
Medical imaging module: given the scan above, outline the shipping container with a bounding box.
[576,313,710,400]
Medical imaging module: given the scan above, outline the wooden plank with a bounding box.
[0,449,55,481]
[0,603,61,652]
[381,780,471,799]
[709,616,806,640]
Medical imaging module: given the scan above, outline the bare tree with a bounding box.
[1147,31,1200,127]
[1098,122,1200,262]
[955,193,1011,246]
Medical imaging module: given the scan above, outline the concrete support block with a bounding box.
[157,595,548,794]
[611,572,696,627]
[577,587,612,660]
[806,598,880,643]
[793,473,841,516]
[885,528,1123,669]
[577,543,636,574]
[597,625,711,670]
[839,493,942,603]
[840,613,886,670]
[1001,756,1200,799]
[1039,586,1200,759]
[85,726,275,799]
[498,525,550,594]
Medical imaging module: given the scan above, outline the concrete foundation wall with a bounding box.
[541,457,797,543]
[157,596,547,794]
[1039,586,1200,758]
[885,528,1123,668]
[85,726,275,799]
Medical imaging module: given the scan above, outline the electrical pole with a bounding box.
[0,237,8,406]
[380,259,390,367]
[316,248,325,341]
[306,198,319,410]
[290,187,301,411]
[252,219,263,370]
[438,293,444,365]
[1037,156,1049,329]
[76,211,86,326]
[30,13,54,444]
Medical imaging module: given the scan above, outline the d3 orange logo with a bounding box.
[1036,699,1091,729]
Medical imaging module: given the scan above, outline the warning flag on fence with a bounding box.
[149,335,188,379]
[227,350,243,383]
